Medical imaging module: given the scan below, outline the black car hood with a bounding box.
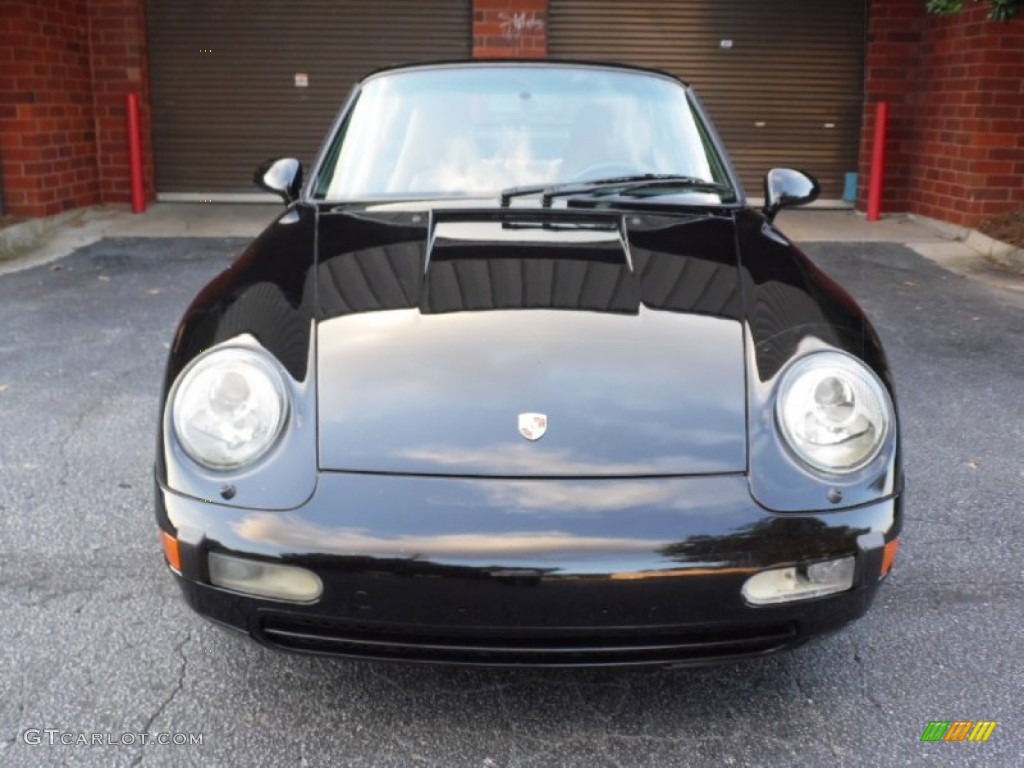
[162,203,897,510]
[313,206,746,477]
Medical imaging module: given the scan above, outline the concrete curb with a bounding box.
[964,229,1024,273]
[0,203,281,277]
[0,218,47,256]
[0,208,89,259]
[909,213,1024,274]
[0,207,111,277]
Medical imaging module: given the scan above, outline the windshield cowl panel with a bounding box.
[313,65,737,205]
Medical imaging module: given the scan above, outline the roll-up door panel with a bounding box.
[548,1,866,199]
[148,0,471,194]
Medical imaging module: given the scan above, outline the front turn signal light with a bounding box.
[160,530,181,572]
[881,538,899,578]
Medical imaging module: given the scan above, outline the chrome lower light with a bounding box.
[742,556,856,605]
[208,552,322,603]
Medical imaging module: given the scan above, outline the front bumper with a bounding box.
[157,472,900,667]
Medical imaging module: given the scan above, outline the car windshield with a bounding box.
[314,65,736,203]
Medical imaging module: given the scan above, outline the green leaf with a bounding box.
[926,0,1020,20]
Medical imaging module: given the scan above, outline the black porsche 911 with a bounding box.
[156,60,902,667]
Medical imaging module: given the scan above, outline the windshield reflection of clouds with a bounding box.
[325,67,718,199]
[424,126,561,193]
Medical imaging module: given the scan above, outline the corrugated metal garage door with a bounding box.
[147,0,471,196]
[548,1,866,199]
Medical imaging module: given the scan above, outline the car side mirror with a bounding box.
[255,158,303,204]
[763,168,820,222]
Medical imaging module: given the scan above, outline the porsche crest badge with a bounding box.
[518,412,548,441]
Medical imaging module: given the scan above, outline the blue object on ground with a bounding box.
[843,172,858,203]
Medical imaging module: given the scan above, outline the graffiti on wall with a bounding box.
[499,11,545,40]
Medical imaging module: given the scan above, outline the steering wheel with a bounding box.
[568,162,649,183]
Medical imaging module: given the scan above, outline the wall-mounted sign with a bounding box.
[294,73,309,88]
[720,40,733,49]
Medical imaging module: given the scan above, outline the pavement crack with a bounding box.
[7,662,28,748]
[792,673,843,759]
[130,629,191,767]
[851,638,893,730]
[14,587,92,610]
[54,402,96,488]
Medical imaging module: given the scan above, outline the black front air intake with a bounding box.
[257,613,799,667]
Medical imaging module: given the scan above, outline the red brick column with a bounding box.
[857,0,924,215]
[860,0,1024,227]
[89,0,155,208]
[473,0,548,58]
[0,0,153,217]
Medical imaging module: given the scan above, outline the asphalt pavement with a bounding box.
[0,233,1022,767]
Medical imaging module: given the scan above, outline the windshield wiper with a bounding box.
[499,174,731,207]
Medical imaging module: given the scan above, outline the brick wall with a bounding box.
[473,0,548,58]
[3,0,1020,227]
[0,0,153,217]
[0,1,97,216]
[860,0,1024,227]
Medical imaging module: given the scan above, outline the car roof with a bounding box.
[360,58,691,88]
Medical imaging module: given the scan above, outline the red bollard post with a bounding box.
[866,100,888,222]
[125,92,146,214]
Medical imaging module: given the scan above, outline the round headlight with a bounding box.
[171,347,288,470]
[775,352,892,474]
